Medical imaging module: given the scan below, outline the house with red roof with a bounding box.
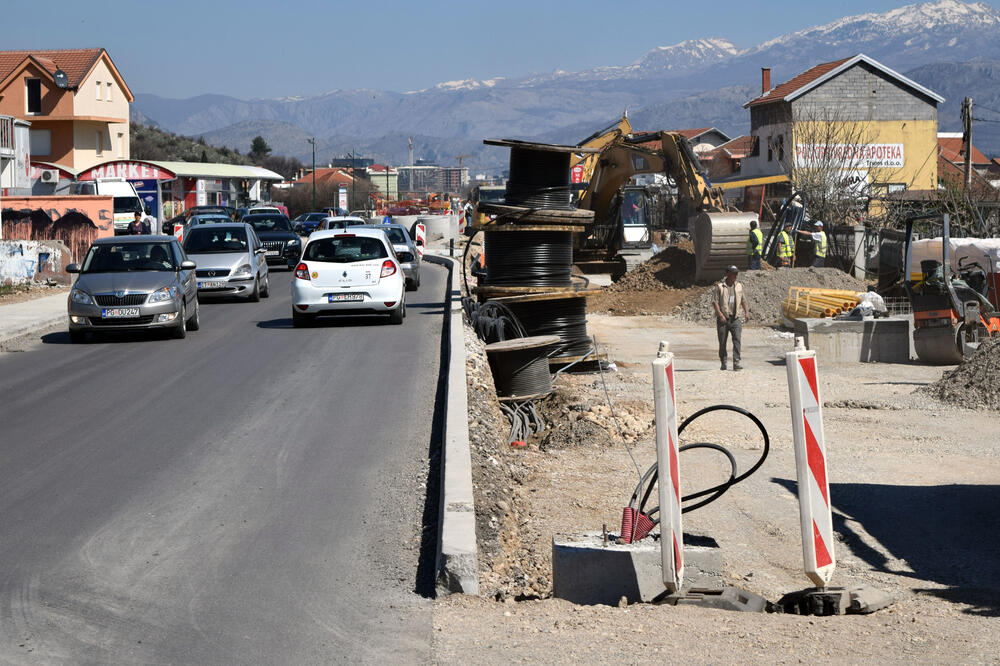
[0,48,133,171]
[740,53,943,200]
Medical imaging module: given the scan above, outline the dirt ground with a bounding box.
[0,282,68,305]
[435,312,1000,663]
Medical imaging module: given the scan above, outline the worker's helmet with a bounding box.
[726,265,739,274]
[750,219,758,229]
[815,221,824,228]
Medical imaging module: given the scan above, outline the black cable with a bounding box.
[504,147,574,210]
[483,231,574,287]
[506,297,593,359]
[487,345,554,398]
[464,299,529,344]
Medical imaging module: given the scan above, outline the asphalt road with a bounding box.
[0,264,447,663]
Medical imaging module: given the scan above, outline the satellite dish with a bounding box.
[53,69,70,89]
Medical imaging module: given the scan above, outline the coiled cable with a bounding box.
[483,231,573,287]
[504,147,574,210]
[486,339,556,399]
[506,297,593,359]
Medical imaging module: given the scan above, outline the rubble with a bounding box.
[606,241,697,292]
[919,338,1000,410]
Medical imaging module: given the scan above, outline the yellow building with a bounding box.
[740,54,943,201]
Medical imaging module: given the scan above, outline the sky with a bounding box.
[3,0,985,99]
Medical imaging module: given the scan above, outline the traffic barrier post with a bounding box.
[653,341,683,592]
[173,223,185,243]
[415,223,426,257]
[786,337,835,587]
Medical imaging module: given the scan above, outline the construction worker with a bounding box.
[747,219,763,270]
[797,221,827,267]
[713,265,750,371]
[777,222,794,268]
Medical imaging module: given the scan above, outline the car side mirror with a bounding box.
[180,260,197,270]
[66,263,80,273]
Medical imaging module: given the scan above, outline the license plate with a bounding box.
[328,293,364,302]
[101,307,141,318]
[266,250,280,256]
[198,281,227,289]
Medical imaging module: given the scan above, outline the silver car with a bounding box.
[182,223,270,300]
[360,224,421,290]
[66,236,199,343]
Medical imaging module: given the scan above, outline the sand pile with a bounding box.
[920,338,1000,410]
[607,241,696,292]
[675,267,869,324]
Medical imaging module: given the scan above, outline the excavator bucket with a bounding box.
[913,326,964,365]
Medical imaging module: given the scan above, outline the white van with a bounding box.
[72,177,146,235]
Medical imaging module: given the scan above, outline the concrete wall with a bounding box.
[793,316,913,363]
[2,195,111,263]
[0,239,72,285]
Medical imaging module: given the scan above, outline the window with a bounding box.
[96,80,102,100]
[106,82,112,101]
[117,132,124,158]
[777,134,785,162]
[26,78,41,113]
[767,136,773,162]
[96,131,103,156]
[29,129,51,155]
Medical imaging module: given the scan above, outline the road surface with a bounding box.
[0,266,447,663]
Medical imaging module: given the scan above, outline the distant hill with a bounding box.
[130,122,251,164]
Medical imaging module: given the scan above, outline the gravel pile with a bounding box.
[607,241,696,292]
[920,338,1000,410]
[674,267,869,324]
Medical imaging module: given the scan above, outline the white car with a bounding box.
[317,215,367,232]
[291,228,406,327]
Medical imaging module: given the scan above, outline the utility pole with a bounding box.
[350,149,356,213]
[962,97,973,191]
[307,138,316,211]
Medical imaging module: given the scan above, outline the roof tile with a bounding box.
[0,48,104,87]
[746,57,852,107]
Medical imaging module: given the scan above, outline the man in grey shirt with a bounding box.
[713,265,750,370]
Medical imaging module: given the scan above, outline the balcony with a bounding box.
[0,115,13,157]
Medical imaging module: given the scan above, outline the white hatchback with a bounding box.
[291,228,406,327]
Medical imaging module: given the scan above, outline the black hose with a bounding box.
[483,231,573,287]
[506,297,592,359]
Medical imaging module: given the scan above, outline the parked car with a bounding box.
[248,204,287,216]
[66,236,199,342]
[160,206,234,234]
[187,213,233,226]
[293,212,328,235]
[182,223,269,301]
[317,216,367,232]
[359,223,420,290]
[242,213,302,268]
[291,228,406,327]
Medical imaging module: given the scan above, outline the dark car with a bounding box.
[161,206,235,234]
[293,212,328,236]
[242,213,301,268]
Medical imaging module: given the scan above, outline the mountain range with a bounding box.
[132,0,1000,172]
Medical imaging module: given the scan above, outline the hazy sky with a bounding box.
[4,0,979,99]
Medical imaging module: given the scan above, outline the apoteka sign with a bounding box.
[795,143,904,169]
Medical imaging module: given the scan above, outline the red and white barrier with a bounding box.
[786,337,835,587]
[653,341,683,592]
[173,223,185,243]
[415,223,426,257]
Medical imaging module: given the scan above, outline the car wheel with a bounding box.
[292,310,314,328]
[389,303,404,325]
[69,329,86,344]
[249,277,260,302]
[261,274,270,298]
[186,298,201,331]
[173,304,187,339]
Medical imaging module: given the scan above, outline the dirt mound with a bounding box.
[675,267,869,325]
[607,241,696,292]
[919,338,1000,410]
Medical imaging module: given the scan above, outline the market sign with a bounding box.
[795,143,904,169]
[78,160,176,181]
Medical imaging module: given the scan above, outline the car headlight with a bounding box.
[149,285,178,303]
[287,239,301,247]
[232,263,253,278]
[71,288,94,305]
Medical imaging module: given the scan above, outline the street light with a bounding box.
[307,137,316,211]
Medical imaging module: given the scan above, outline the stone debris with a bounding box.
[607,241,696,293]
[919,338,1000,410]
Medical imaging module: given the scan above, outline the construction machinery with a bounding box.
[904,213,1000,364]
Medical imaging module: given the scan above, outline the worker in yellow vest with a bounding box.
[777,222,794,268]
[747,219,763,270]
[797,221,827,267]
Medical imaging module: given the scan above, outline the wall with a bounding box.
[73,57,130,122]
[2,195,113,262]
[0,62,75,119]
[0,239,72,285]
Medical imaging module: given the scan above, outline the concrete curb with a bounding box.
[423,253,479,596]
[0,293,68,347]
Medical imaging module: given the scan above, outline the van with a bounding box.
[73,177,145,235]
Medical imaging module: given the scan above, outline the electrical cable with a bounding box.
[504,147,574,210]
[483,231,574,287]
[486,341,555,399]
[464,298,528,343]
[506,297,593,358]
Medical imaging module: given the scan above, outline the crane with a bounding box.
[456,154,474,168]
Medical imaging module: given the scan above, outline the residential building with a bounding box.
[740,54,942,199]
[0,115,31,195]
[441,166,469,193]
[368,164,398,200]
[396,164,438,195]
[0,48,133,172]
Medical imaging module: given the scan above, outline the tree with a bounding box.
[249,136,272,162]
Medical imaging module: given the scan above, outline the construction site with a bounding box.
[431,62,1000,660]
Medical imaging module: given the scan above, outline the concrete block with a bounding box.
[793,315,912,363]
[552,531,723,606]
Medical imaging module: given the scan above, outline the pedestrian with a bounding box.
[777,222,794,268]
[797,221,827,267]
[143,206,158,234]
[713,265,749,371]
[747,219,763,270]
[127,211,147,235]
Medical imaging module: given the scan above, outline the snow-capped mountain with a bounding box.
[134,0,1000,166]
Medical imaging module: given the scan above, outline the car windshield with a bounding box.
[184,228,249,254]
[82,242,177,272]
[303,213,326,222]
[247,216,292,232]
[478,189,505,203]
[190,215,231,225]
[113,196,143,214]
[382,228,407,244]
[304,236,387,263]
